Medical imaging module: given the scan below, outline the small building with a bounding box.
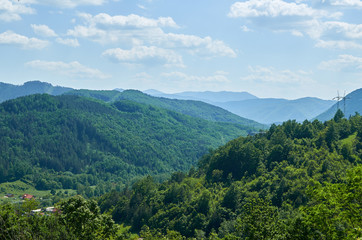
[5,193,14,198]
[22,194,34,200]
[30,209,42,215]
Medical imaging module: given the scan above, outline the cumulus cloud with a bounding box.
[227,0,362,50]
[0,0,35,22]
[241,66,313,84]
[315,39,362,49]
[78,12,179,28]
[319,55,362,71]
[0,31,48,49]
[102,46,184,67]
[331,0,362,7]
[323,21,362,39]
[56,38,80,47]
[26,60,110,79]
[228,0,335,18]
[164,33,237,58]
[67,12,236,58]
[34,0,106,8]
[31,24,57,37]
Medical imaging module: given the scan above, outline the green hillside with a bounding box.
[98,110,362,239]
[316,88,362,122]
[0,94,251,193]
[66,89,265,129]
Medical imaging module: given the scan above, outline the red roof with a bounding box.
[22,194,34,199]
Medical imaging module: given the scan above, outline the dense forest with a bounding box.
[0,93,361,239]
[94,110,361,239]
[0,94,256,196]
[66,89,265,129]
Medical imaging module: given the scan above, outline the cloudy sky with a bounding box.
[1,0,362,99]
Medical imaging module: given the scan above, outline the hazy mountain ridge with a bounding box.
[144,89,258,103]
[315,88,362,121]
[67,89,265,129]
[143,89,336,124]
[0,81,72,103]
[215,97,335,124]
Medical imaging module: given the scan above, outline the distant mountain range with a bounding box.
[0,81,72,102]
[315,88,362,122]
[144,89,257,103]
[2,81,361,124]
[214,97,335,124]
[144,90,335,124]
[66,89,265,130]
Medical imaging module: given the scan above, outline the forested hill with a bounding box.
[98,110,362,239]
[66,89,265,129]
[0,94,253,191]
[316,88,362,122]
[0,81,72,102]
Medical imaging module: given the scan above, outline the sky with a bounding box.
[0,0,362,99]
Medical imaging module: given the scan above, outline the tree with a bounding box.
[334,109,344,122]
[301,166,362,239]
[58,195,118,239]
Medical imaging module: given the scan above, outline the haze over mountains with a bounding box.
[1,81,361,124]
[144,89,335,124]
[0,81,71,103]
[143,89,258,103]
[315,88,362,122]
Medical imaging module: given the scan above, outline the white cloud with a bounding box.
[323,21,362,39]
[161,71,230,83]
[34,0,106,8]
[315,39,362,49]
[67,13,236,58]
[0,0,35,22]
[0,31,48,49]
[26,60,110,79]
[56,38,80,47]
[164,33,237,58]
[78,12,179,29]
[102,46,184,67]
[241,66,313,84]
[31,24,57,37]
[241,25,252,32]
[319,54,362,71]
[228,0,335,18]
[137,4,146,10]
[331,0,362,7]
[228,1,362,50]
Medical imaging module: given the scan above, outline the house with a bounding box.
[5,193,14,198]
[22,194,34,200]
[30,209,42,215]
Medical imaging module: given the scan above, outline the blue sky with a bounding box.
[1,0,362,99]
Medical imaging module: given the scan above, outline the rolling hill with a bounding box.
[315,88,362,121]
[66,89,265,129]
[0,94,252,191]
[0,81,72,102]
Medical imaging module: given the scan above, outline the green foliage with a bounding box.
[0,94,250,192]
[0,195,123,239]
[67,89,266,129]
[98,114,362,239]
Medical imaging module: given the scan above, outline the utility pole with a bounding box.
[342,91,349,115]
[333,91,343,111]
